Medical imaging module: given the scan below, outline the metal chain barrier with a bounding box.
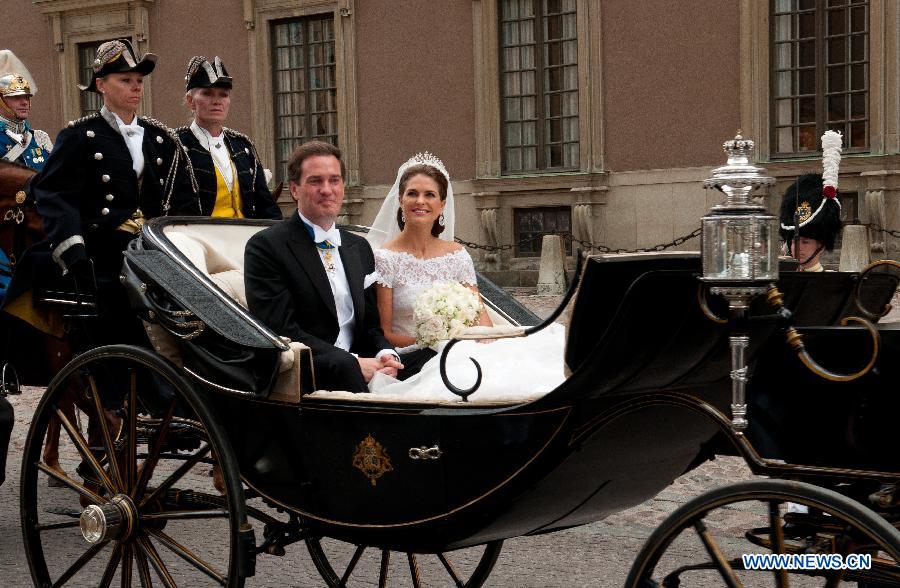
[455,226,702,255]
[862,222,900,239]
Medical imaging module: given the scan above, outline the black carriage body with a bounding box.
[124,217,900,554]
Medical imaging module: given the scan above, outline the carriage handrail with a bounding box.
[852,259,900,320]
[439,249,586,401]
[765,287,879,383]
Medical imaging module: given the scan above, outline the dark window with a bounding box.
[500,0,579,174]
[514,206,572,257]
[78,41,107,117]
[271,16,337,182]
[771,0,869,156]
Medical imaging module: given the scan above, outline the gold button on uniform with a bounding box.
[86,130,95,138]
[105,194,114,201]
[156,157,163,165]
[101,208,110,215]
[156,136,163,144]
[102,174,110,183]
[94,152,103,160]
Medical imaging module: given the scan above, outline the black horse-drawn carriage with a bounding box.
[9,212,899,586]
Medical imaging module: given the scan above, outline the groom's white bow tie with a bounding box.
[311,224,342,247]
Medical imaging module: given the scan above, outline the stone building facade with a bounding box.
[6,0,900,279]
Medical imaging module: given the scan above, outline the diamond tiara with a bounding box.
[399,151,449,180]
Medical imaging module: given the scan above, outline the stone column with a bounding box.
[860,170,900,259]
[474,192,502,271]
[569,186,608,257]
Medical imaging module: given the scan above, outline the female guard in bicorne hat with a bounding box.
[177,56,281,219]
[779,131,844,272]
[32,38,199,337]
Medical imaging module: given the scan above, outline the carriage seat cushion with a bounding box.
[165,231,249,308]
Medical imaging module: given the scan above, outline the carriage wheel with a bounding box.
[626,479,900,587]
[305,537,503,587]
[21,345,253,587]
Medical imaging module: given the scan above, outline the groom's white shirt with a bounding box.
[297,212,396,361]
[298,212,355,351]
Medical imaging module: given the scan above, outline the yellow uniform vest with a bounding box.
[211,160,244,218]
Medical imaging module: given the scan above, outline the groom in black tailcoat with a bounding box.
[244,141,403,392]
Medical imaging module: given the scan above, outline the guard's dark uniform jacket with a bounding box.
[176,127,281,219]
[33,111,200,271]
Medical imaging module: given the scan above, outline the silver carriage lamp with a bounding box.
[701,134,777,433]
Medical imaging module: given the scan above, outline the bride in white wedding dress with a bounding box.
[366,153,566,402]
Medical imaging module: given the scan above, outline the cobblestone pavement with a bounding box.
[0,291,771,587]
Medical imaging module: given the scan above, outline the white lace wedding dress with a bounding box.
[369,248,567,403]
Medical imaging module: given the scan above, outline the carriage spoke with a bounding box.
[121,543,133,588]
[341,545,366,584]
[135,544,154,588]
[89,374,124,492]
[99,542,123,588]
[54,407,117,496]
[407,553,422,588]
[693,520,744,588]
[436,552,465,587]
[768,501,790,588]
[35,519,82,532]
[37,462,104,505]
[378,549,391,588]
[137,536,177,588]
[126,371,137,493]
[51,541,107,587]
[132,400,177,502]
[141,509,228,521]
[146,528,227,585]
[139,443,210,508]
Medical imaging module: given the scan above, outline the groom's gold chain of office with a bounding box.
[455,226,702,255]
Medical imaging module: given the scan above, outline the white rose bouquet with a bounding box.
[413,282,481,348]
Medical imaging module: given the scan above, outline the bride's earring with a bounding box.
[438,213,445,227]
[401,211,407,223]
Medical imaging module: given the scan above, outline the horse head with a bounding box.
[0,159,44,266]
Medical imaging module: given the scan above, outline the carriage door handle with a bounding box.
[409,445,442,460]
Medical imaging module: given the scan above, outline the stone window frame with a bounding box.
[472,0,604,179]
[740,0,899,161]
[245,0,360,185]
[35,0,155,124]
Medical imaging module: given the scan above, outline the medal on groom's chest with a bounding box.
[317,240,337,273]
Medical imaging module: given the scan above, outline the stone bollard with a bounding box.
[839,224,871,272]
[536,234,567,295]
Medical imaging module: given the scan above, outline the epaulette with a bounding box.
[172,125,190,134]
[139,116,181,143]
[66,113,100,128]
[223,127,252,143]
[34,129,54,151]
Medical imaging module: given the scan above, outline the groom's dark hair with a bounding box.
[288,140,346,183]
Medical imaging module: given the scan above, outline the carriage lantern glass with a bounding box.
[701,134,777,433]
[701,134,777,289]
